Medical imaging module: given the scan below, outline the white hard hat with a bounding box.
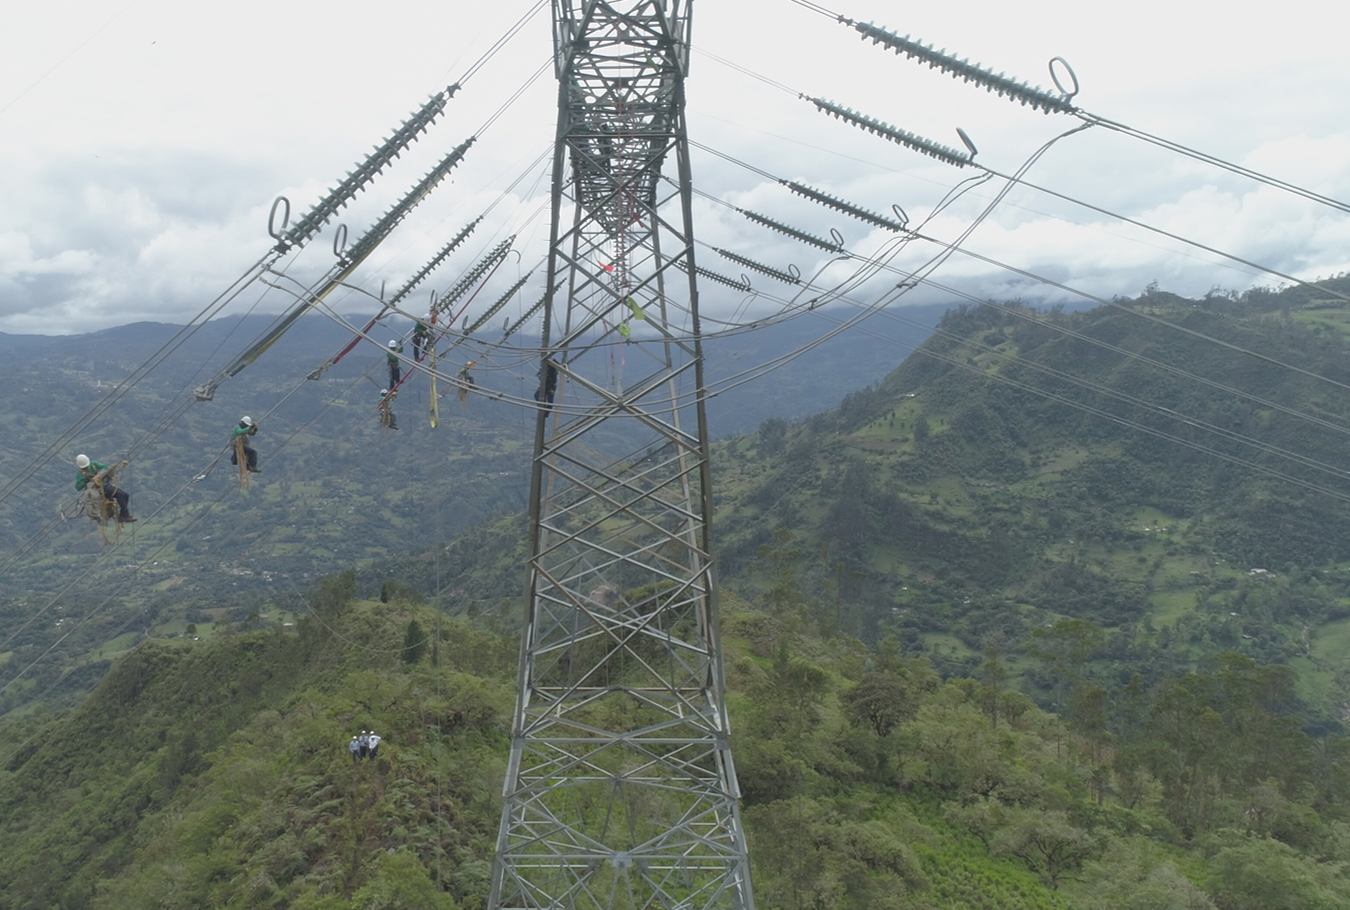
[422,314,432,321]
[240,416,254,427]
[388,340,398,348]
[75,454,90,469]
[380,389,389,396]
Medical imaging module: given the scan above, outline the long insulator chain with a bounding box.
[738,208,845,252]
[388,217,482,307]
[806,97,972,167]
[782,180,908,232]
[342,137,476,267]
[195,138,475,401]
[848,21,1073,114]
[278,86,460,252]
[674,260,750,292]
[502,282,560,340]
[437,237,516,313]
[466,271,533,335]
[714,248,800,285]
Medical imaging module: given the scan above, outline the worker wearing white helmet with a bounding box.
[387,339,403,387]
[230,416,261,473]
[377,388,399,431]
[74,454,134,522]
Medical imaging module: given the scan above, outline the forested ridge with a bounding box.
[2,579,1347,908]
[0,306,940,716]
[5,281,1350,906]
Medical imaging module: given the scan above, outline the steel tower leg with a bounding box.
[488,3,754,909]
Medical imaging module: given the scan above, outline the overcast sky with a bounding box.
[2,0,1347,335]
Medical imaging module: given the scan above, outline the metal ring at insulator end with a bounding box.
[1049,56,1079,100]
[332,223,348,258]
[891,204,910,229]
[829,228,846,248]
[267,196,291,241]
[788,263,801,281]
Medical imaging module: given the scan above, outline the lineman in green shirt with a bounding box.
[74,454,134,522]
[231,416,261,473]
[387,339,403,388]
[412,315,431,361]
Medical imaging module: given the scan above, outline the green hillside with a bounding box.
[0,307,941,716]
[2,580,1347,908]
[709,283,1350,726]
[6,280,1350,906]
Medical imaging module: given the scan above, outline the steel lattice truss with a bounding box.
[489,3,753,910]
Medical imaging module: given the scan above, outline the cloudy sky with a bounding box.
[2,0,1347,335]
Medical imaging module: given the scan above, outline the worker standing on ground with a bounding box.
[368,730,382,760]
[387,340,403,388]
[359,730,370,760]
[230,416,261,473]
[348,736,361,764]
[75,454,135,522]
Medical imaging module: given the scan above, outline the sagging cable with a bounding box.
[739,209,845,252]
[848,20,1075,115]
[714,248,801,285]
[783,180,908,231]
[805,96,972,167]
[275,86,460,252]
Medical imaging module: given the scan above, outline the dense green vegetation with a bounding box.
[711,281,1350,728]
[6,281,1350,905]
[0,307,940,716]
[2,576,1347,908]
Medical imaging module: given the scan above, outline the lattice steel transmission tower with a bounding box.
[488,3,754,910]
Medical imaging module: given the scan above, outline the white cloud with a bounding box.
[0,0,1347,334]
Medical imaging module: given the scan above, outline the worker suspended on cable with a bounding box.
[74,454,135,522]
[457,361,476,404]
[387,339,403,387]
[411,315,431,361]
[230,416,261,473]
[378,389,399,430]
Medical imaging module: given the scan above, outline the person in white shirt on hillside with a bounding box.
[368,731,382,760]
[348,736,361,764]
